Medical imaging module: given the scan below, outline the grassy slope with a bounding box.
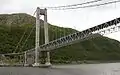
[51,36,120,63]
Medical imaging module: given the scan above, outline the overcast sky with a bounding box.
[0,0,120,41]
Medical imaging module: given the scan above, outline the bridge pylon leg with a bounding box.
[24,51,28,66]
[44,8,51,66]
[33,7,40,67]
[45,51,51,66]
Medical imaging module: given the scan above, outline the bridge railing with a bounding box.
[0,53,25,66]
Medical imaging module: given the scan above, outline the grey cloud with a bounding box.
[0,0,12,6]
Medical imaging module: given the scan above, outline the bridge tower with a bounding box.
[33,7,51,66]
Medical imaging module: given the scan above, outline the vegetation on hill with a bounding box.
[0,13,120,63]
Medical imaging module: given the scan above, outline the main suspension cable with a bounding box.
[43,0,120,10]
[41,0,102,9]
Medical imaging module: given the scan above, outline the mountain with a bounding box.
[0,13,76,53]
[0,13,120,63]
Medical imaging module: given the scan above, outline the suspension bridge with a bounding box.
[0,0,120,67]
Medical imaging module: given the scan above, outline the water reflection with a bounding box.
[1,63,120,75]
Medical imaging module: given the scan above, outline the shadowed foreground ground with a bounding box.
[0,63,120,75]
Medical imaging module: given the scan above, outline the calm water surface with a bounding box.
[0,63,120,75]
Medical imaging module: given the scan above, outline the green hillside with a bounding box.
[0,13,120,63]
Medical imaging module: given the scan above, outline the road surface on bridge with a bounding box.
[0,63,120,75]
